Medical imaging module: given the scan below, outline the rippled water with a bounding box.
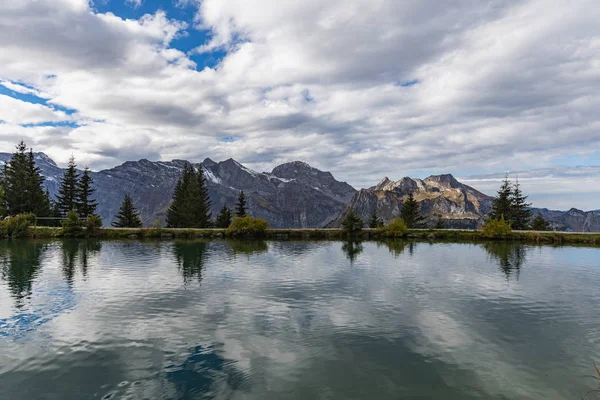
[1,240,600,399]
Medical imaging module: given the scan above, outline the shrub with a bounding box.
[482,216,512,239]
[342,210,363,234]
[227,216,268,237]
[380,218,408,238]
[85,215,103,236]
[0,213,35,238]
[61,210,84,237]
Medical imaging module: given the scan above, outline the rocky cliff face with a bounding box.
[0,153,356,228]
[330,174,494,229]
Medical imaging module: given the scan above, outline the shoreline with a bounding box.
[22,227,600,246]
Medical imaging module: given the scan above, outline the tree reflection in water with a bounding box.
[173,241,208,284]
[483,242,527,280]
[61,240,102,286]
[341,241,363,264]
[383,240,415,258]
[226,240,268,257]
[0,241,48,308]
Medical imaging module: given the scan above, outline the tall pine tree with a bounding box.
[193,164,212,227]
[77,167,98,219]
[56,156,79,216]
[112,194,142,228]
[400,192,425,228]
[510,178,532,230]
[531,215,551,231]
[368,208,382,228]
[235,191,247,217]
[2,141,50,216]
[215,205,232,228]
[489,174,513,222]
[166,164,212,228]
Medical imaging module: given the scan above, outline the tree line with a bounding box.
[0,141,552,231]
[0,142,100,225]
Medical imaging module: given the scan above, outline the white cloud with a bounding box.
[125,0,143,8]
[0,0,598,208]
[0,95,68,124]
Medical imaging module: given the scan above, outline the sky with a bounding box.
[0,0,598,211]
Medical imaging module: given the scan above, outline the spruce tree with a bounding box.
[167,164,193,228]
[368,208,382,228]
[56,156,79,216]
[489,174,513,222]
[342,209,363,233]
[166,164,212,228]
[510,179,532,230]
[193,164,212,227]
[400,192,425,228]
[112,194,142,228]
[531,215,551,231]
[77,167,98,219]
[215,205,232,228]
[26,149,50,217]
[2,141,50,216]
[235,191,247,217]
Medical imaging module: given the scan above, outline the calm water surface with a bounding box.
[1,240,600,399]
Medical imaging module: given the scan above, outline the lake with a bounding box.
[1,239,599,399]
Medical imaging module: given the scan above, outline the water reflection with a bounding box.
[226,240,268,256]
[173,241,208,284]
[483,242,527,280]
[341,240,363,263]
[61,240,102,285]
[166,344,248,399]
[0,241,47,307]
[383,240,414,257]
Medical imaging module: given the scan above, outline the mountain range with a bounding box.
[0,153,598,231]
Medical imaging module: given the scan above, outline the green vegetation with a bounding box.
[85,215,103,237]
[368,208,383,228]
[1,141,51,218]
[227,216,268,236]
[489,174,532,230]
[380,217,408,238]
[77,167,99,219]
[56,156,79,216]
[482,215,512,239]
[215,205,233,228]
[400,192,425,228]
[530,214,551,231]
[0,213,35,238]
[166,163,212,228]
[61,210,84,237]
[342,209,363,234]
[235,191,247,217]
[112,194,143,228]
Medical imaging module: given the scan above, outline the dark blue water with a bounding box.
[1,240,599,399]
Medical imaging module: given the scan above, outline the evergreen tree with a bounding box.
[531,215,551,231]
[2,141,50,216]
[400,192,425,228]
[235,191,247,217]
[77,167,98,219]
[193,164,212,227]
[368,208,382,228]
[215,205,233,228]
[510,179,532,230]
[166,164,212,228]
[56,156,79,216]
[489,174,513,222]
[166,164,194,228]
[342,209,363,233]
[434,214,445,229]
[26,149,50,217]
[112,194,142,228]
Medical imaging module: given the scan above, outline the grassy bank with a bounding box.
[21,227,600,245]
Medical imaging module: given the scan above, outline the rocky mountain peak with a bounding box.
[271,160,323,179]
[424,173,460,188]
[374,177,391,191]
